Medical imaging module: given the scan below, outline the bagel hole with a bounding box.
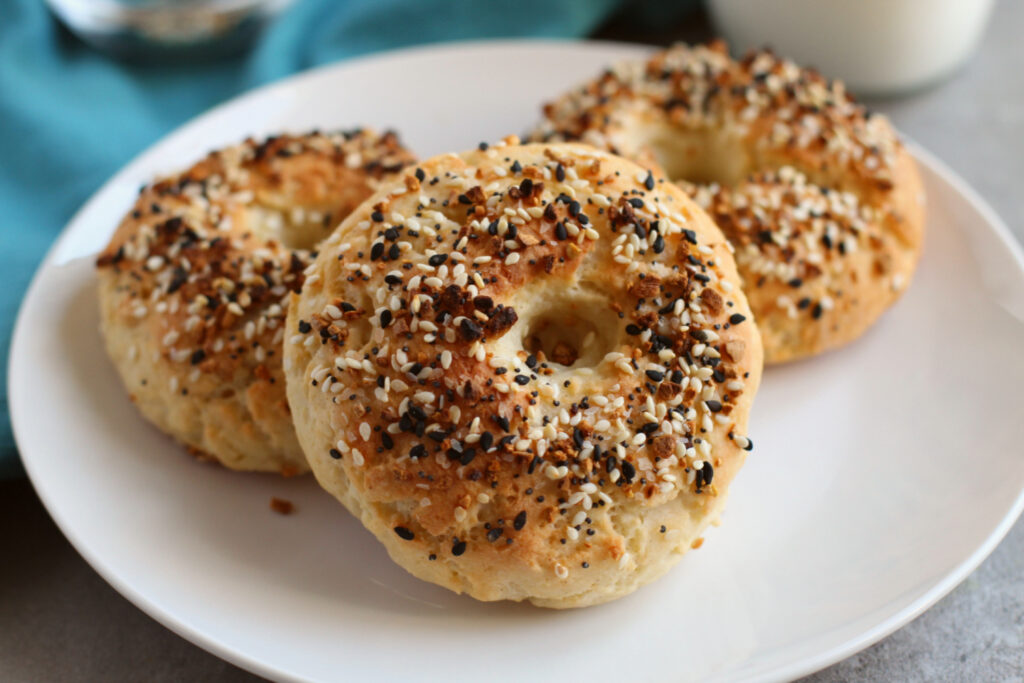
[522,306,614,370]
[643,127,750,186]
[247,205,332,251]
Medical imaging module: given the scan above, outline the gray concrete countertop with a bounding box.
[1,2,1021,680]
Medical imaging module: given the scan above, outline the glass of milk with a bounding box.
[707,0,996,96]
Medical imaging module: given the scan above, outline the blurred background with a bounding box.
[1,0,1020,680]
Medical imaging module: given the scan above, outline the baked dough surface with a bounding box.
[97,131,414,473]
[533,43,925,363]
[286,140,763,606]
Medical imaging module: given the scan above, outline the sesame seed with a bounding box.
[513,510,527,530]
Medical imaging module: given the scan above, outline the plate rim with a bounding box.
[9,38,1024,683]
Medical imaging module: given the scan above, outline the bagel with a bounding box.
[284,139,763,607]
[96,130,415,473]
[532,42,925,363]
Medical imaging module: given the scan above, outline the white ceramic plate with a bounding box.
[10,41,1024,683]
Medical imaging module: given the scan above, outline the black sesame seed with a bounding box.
[452,540,467,556]
[788,278,803,288]
[683,229,698,244]
[555,163,566,182]
[514,374,530,385]
[706,400,723,413]
[387,243,400,260]
[394,526,414,541]
[645,369,664,382]
[513,510,527,531]
[329,448,342,459]
[644,170,655,190]
[621,460,637,483]
[812,302,824,319]
[166,267,187,294]
[511,160,522,173]
[487,528,502,542]
[414,168,425,182]
[379,310,393,328]
[369,242,384,261]
[190,349,206,365]
[653,234,665,253]
[729,313,746,325]
[428,253,448,267]
[554,222,568,241]
[628,198,644,209]
[480,431,494,450]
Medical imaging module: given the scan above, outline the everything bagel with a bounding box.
[284,140,762,607]
[97,130,415,473]
[533,42,925,363]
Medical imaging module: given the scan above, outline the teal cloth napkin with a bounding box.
[0,0,625,477]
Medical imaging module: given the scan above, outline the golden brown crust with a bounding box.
[96,131,415,473]
[285,140,763,607]
[532,42,926,363]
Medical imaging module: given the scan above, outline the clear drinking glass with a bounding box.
[45,0,295,59]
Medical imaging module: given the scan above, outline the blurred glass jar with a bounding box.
[46,0,295,59]
[708,0,996,96]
